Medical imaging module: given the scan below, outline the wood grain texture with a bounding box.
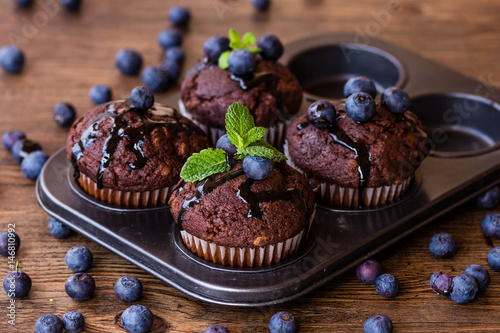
[1,0,500,331]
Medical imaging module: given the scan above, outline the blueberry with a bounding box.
[116,49,143,75]
[168,6,190,27]
[121,304,154,333]
[344,77,377,99]
[204,35,231,63]
[257,34,283,61]
[0,45,25,73]
[2,130,25,151]
[430,271,453,295]
[306,100,337,129]
[374,273,399,298]
[158,29,182,50]
[114,275,143,302]
[252,0,271,11]
[159,59,180,82]
[21,150,49,180]
[381,87,410,114]
[345,92,376,122]
[204,325,230,333]
[54,102,76,127]
[450,274,478,304]
[243,155,274,180]
[429,232,456,258]
[65,273,95,301]
[476,186,500,210]
[363,315,393,333]
[3,270,31,298]
[60,0,81,11]
[12,139,42,164]
[165,46,185,64]
[488,247,500,272]
[463,264,490,292]
[129,87,155,110]
[481,212,500,239]
[35,314,64,333]
[228,49,255,77]
[0,231,20,256]
[89,84,112,105]
[356,259,382,285]
[216,134,237,156]
[141,66,170,93]
[61,310,85,333]
[14,0,34,6]
[269,311,296,333]
[65,246,93,272]
[48,217,72,239]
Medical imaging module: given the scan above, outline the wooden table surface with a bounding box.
[1,0,500,331]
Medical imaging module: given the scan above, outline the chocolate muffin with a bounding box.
[66,99,209,207]
[285,93,429,209]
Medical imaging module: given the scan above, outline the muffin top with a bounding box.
[66,100,209,192]
[286,100,429,188]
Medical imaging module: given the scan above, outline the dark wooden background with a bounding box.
[1,0,500,331]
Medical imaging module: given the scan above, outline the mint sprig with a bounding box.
[238,140,287,162]
[218,29,261,70]
[180,149,229,183]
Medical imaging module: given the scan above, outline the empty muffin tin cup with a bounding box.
[410,93,500,158]
[285,43,406,100]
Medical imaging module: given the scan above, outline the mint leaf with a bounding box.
[237,140,287,162]
[245,126,267,145]
[242,32,257,47]
[180,149,229,182]
[225,103,255,148]
[218,50,231,69]
[228,28,242,49]
[246,46,261,54]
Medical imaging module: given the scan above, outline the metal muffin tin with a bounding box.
[37,32,500,307]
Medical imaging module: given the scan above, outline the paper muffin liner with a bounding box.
[178,100,286,148]
[180,229,304,268]
[77,173,172,207]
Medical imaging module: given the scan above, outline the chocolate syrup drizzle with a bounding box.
[71,100,194,189]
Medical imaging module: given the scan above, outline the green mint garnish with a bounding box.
[225,102,265,148]
[237,140,287,162]
[180,149,230,183]
[218,29,261,70]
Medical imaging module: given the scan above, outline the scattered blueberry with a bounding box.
[476,186,500,210]
[2,130,25,151]
[481,212,500,239]
[121,304,154,333]
[204,35,231,63]
[252,0,271,11]
[158,29,182,50]
[450,274,478,304]
[165,46,185,64]
[488,247,500,272]
[257,34,283,61]
[116,49,143,75]
[60,0,81,11]
[89,84,112,105]
[269,311,296,333]
[141,66,170,93]
[115,275,143,302]
[364,315,393,333]
[430,271,453,295]
[344,77,377,99]
[168,6,190,27]
[65,246,93,272]
[21,150,49,180]
[204,325,230,333]
[0,45,25,73]
[65,273,95,301]
[243,155,274,180]
[216,134,237,156]
[0,231,20,256]
[14,0,34,6]
[228,49,255,76]
[306,100,336,129]
[429,232,456,258]
[381,87,410,114]
[463,265,490,292]
[356,259,382,285]
[3,270,31,298]
[345,92,376,122]
[35,314,64,333]
[48,217,72,239]
[159,59,180,82]
[12,139,42,164]
[129,87,155,110]
[374,273,399,298]
[54,102,76,127]
[61,310,85,333]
